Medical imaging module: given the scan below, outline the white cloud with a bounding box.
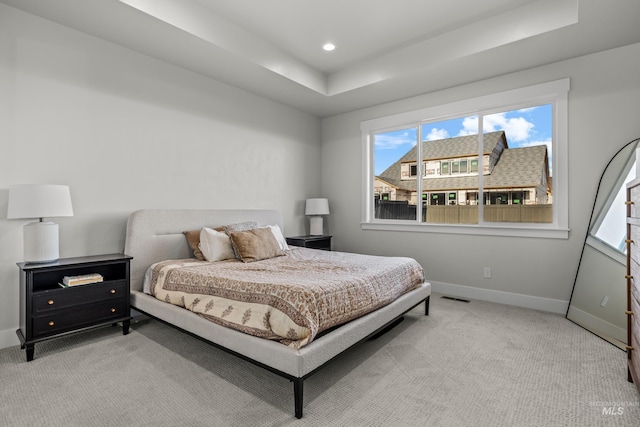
[458,116,478,136]
[456,113,534,142]
[374,131,416,149]
[484,113,534,142]
[425,128,450,141]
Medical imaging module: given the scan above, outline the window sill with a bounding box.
[361,221,569,239]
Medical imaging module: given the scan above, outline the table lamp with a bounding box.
[305,198,329,235]
[7,184,74,263]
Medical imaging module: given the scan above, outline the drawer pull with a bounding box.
[111,308,116,313]
[110,289,116,294]
[47,299,54,305]
[48,321,55,327]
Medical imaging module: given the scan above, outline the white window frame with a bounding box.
[361,79,570,239]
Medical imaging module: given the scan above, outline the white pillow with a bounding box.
[199,227,236,262]
[267,224,289,251]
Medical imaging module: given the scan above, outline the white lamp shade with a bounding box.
[305,198,330,216]
[7,184,74,219]
[7,184,73,263]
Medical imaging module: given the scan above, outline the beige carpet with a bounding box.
[1,294,638,426]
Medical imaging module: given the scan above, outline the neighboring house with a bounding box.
[375,131,551,207]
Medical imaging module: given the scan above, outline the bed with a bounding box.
[124,209,431,418]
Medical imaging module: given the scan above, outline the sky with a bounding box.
[374,103,553,175]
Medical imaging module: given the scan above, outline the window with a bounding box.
[362,79,569,239]
[459,160,468,174]
[451,161,460,174]
[441,161,449,175]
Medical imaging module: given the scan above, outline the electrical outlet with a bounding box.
[483,267,491,279]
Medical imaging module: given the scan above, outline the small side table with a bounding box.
[286,235,332,251]
[16,253,132,361]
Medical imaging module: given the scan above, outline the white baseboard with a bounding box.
[431,281,569,314]
[0,327,20,351]
[566,305,626,343]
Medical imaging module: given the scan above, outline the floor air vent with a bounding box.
[441,296,471,303]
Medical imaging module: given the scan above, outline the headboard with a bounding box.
[124,209,283,292]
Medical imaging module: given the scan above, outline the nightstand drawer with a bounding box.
[32,280,127,314]
[32,299,127,337]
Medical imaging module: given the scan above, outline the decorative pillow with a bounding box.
[183,226,224,260]
[183,229,205,260]
[266,224,289,251]
[183,222,256,260]
[228,227,284,263]
[223,221,258,259]
[222,221,258,233]
[199,227,236,262]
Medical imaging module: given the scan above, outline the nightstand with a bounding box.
[16,253,132,361]
[286,235,332,251]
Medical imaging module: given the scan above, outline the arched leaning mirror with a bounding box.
[568,137,640,347]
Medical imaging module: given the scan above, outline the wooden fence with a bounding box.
[375,201,552,223]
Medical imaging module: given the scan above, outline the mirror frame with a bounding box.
[567,137,640,346]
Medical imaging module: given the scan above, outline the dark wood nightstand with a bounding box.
[286,235,332,251]
[16,253,132,361]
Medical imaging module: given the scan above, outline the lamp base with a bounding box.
[23,221,59,263]
[309,216,324,236]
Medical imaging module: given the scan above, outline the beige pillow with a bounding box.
[229,227,284,263]
[223,221,258,259]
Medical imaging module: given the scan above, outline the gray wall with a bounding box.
[0,5,320,348]
[321,42,640,312]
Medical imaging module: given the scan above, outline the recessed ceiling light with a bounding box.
[322,43,336,52]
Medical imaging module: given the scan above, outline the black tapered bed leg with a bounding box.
[425,296,430,315]
[294,378,304,418]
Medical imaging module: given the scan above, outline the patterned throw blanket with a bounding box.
[146,247,424,348]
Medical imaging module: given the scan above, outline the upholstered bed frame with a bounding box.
[124,209,431,418]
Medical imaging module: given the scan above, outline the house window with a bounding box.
[512,191,524,204]
[459,160,468,174]
[373,127,418,220]
[441,161,449,175]
[431,193,445,205]
[451,161,460,174]
[362,79,569,239]
[490,192,509,205]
